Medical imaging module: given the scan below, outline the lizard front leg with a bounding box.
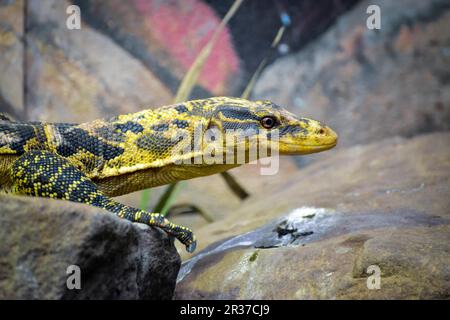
[10,150,196,252]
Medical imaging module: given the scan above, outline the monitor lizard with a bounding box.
[0,97,338,252]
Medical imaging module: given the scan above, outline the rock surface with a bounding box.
[175,132,450,299]
[75,0,240,96]
[0,0,24,118]
[25,0,172,123]
[207,0,358,93]
[0,195,180,299]
[253,0,450,148]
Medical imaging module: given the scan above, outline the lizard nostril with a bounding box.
[318,128,326,135]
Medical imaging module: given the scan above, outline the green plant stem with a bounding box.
[153,181,185,216]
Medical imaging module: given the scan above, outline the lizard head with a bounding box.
[206,97,338,158]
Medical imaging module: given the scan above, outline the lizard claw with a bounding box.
[186,241,197,253]
[180,230,197,253]
[148,213,197,253]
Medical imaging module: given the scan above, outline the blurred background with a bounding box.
[1,0,449,299]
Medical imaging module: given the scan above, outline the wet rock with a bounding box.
[0,0,24,118]
[175,132,450,299]
[176,226,449,299]
[253,0,450,148]
[25,0,172,123]
[179,132,450,258]
[0,195,180,299]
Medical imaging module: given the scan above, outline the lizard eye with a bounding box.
[260,116,277,129]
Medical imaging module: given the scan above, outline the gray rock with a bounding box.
[0,195,180,299]
[0,0,24,119]
[175,132,450,299]
[253,0,450,148]
[24,0,173,123]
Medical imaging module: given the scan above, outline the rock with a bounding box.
[253,0,450,148]
[207,0,359,93]
[0,195,180,299]
[175,132,450,299]
[25,0,172,123]
[176,227,450,299]
[75,0,240,96]
[0,0,24,119]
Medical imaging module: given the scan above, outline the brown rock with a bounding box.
[25,0,172,123]
[74,0,241,96]
[0,195,180,299]
[253,0,450,147]
[176,227,449,299]
[0,0,24,118]
[175,132,450,299]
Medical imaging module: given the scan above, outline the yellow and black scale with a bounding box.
[0,97,338,252]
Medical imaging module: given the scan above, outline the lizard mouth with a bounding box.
[279,140,338,155]
[302,141,338,149]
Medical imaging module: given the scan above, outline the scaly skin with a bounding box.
[0,97,338,252]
